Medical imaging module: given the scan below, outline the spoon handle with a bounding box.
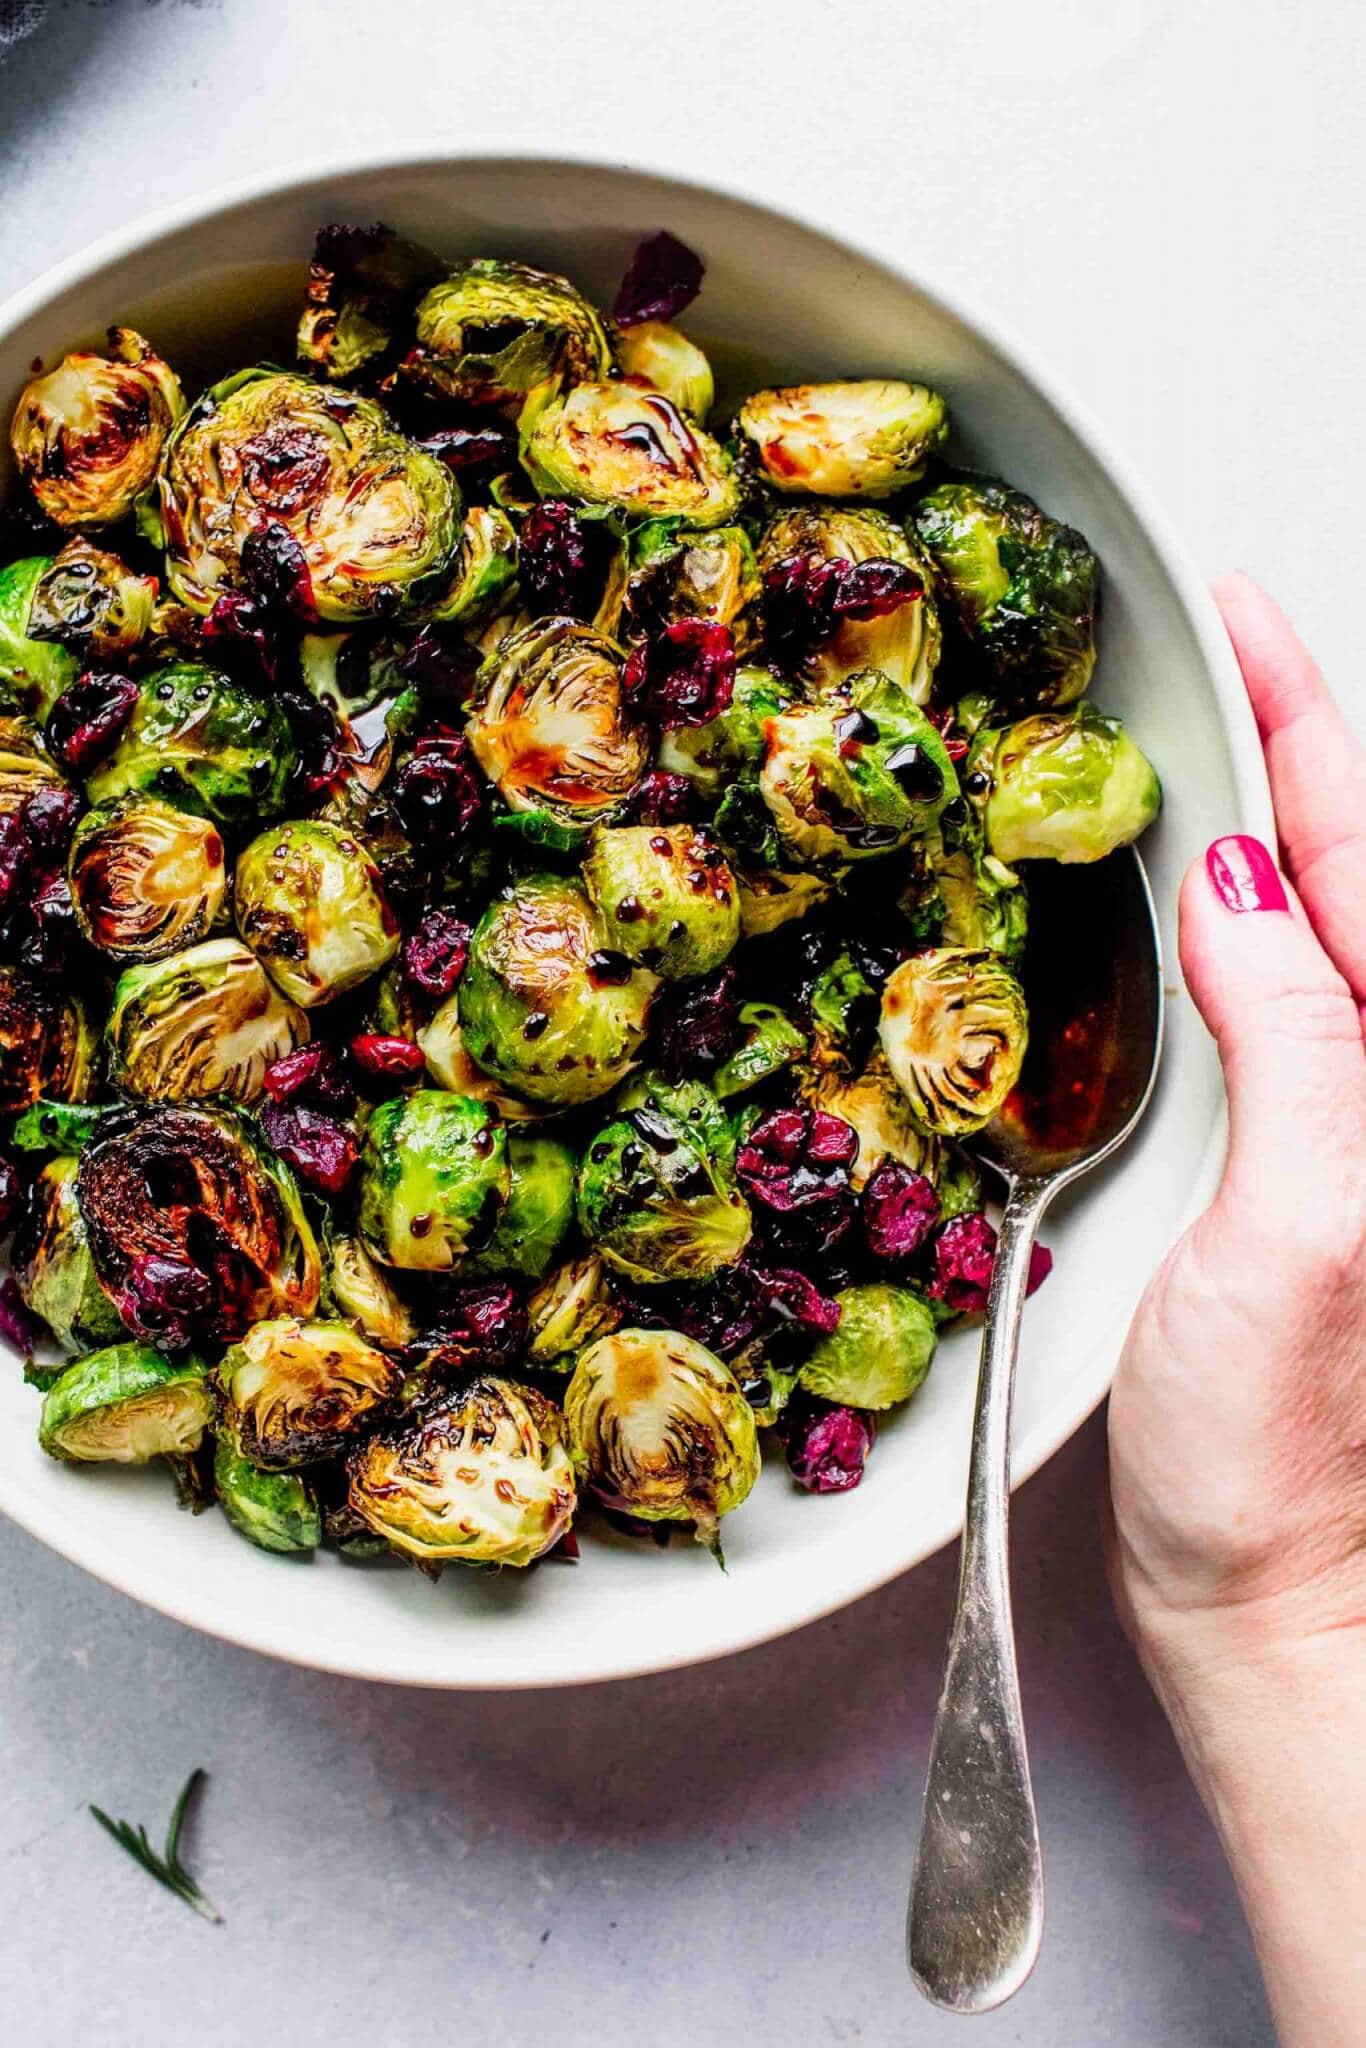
[907,1173,1052,2013]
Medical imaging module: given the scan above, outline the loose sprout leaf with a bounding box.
[89,1768,221,1925]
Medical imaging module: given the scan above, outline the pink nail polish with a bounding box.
[1206,835,1289,913]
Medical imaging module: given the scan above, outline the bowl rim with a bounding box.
[0,146,1274,1688]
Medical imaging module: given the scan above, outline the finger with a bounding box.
[1213,572,1366,1012]
[1179,838,1365,1209]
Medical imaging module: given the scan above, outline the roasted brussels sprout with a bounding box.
[466,617,647,830]
[0,713,63,818]
[712,1001,806,1099]
[217,1316,401,1468]
[357,1090,509,1272]
[735,866,831,938]
[799,1047,977,1203]
[414,1000,541,1121]
[214,1435,321,1552]
[347,1375,576,1568]
[737,379,947,499]
[615,321,714,417]
[797,1282,937,1409]
[326,1233,415,1350]
[583,823,740,979]
[526,1250,621,1366]
[107,938,308,1103]
[13,1156,123,1353]
[297,221,443,382]
[907,815,1029,962]
[458,875,656,1109]
[27,539,156,661]
[68,796,226,962]
[9,328,184,527]
[161,368,460,623]
[657,664,787,801]
[564,1327,759,1546]
[408,258,613,412]
[234,820,398,1008]
[39,1342,211,1463]
[463,1133,575,1279]
[85,663,297,826]
[576,1074,750,1284]
[879,947,1028,1136]
[621,522,758,643]
[912,477,1098,708]
[0,556,80,717]
[982,706,1161,864]
[756,505,940,702]
[759,670,957,871]
[427,504,518,624]
[522,383,739,526]
[76,1104,322,1345]
[0,966,97,1113]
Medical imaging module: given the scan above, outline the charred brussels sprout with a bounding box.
[68,796,226,962]
[0,966,97,1113]
[408,258,613,412]
[879,947,1028,1136]
[107,938,308,1103]
[757,505,940,702]
[712,1001,806,1099]
[10,328,184,527]
[912,477,1098,708]
[39,1343,211,1463]
[427,504,518,624]
[656,664,786,801]
[458,876,656,1109]
[464,1134,575,1279]
[576,1074,751,1285]
[234,820,398,1008]
[466,617,647,830]
[615,320,715,418]
[522,383,739,526]
[737,379,947,499]
[297,221,443,382]
[161,368,459,623]
[0,556,80,715]
[799,1048,978,1203]
[415,1000,542,1121]
[13,1157,123,1353]
[214,1436,320,1552]
[217,1316,401,1468]
[85,663,296,827]
[982,706,1161,864]
[326,1234,415,1351]
[565,1327,759,1547]
[526,1251,621,1366]
[347,1376,576,1569]
[0,714,63,817]
[622,522,758,641]
[759,670,956,871]
[583,823,740,979]
[27,539,156,661]
[797,1282,937,1409]
[357,1090,510,1272]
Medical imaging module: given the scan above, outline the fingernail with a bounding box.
[1206,835,1289,913]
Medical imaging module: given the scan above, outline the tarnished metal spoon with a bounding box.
[907,847,1164,2014]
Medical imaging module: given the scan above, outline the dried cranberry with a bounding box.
[260,1102,358,1197]
[746,1261,843,1336]
[650,964,743,1082]
[675,1266,763,1358]
[623,770,697,825]
[0,1275,42,1355]
[861,1159,940,1262]
[278,684,345,800]
[261,1041,356,1114]
[613,230,705,327]
[735,1106,858,1256]
[406,1281,528,1384]
[395,625,482,714]
[782,1401,876,1494]
[518,500,613,620]
[927,1213,1053,1315]
[623,619,735,730]
[46,671,139,778]
[241,518,317,622]
[22,784,80,861]
[351,1033,426,1082]
[391,734,485,851]
[120,1252,213,1350]
[0,811,28,913]
[416,422,515,473]
[402,908,471,999]
[0,1156,20,1236]
[761,552,922,665]
[202,590,281,680]
[20,872,80,978]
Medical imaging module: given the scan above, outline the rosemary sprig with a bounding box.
[89,1767,221,1924]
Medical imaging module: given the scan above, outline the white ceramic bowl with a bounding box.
[0,153,1271,1688]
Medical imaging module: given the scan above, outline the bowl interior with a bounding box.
[0,157,1258,1687]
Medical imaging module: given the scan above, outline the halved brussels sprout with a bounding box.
[879,947,1028,1136]
[526,1250,622,1367]
[583,823,740,979]
[737,379,947,499]
[735,866,831,938]
[576,1073,750,1285]
[27,539,157,661]
[712,1001,807,1099]
[408,258,614,412]
[799,1047,977,1201]
[39,1342,211,1463]
[427,504,519,624]
[85,663,297,826]
[656,664,786,801]
[234,819,398,1008]
[76,1103,322,1344]
[0,966,98,1113]
[347,1375,577,1568]
[756,504,941,702]
[759,670,957,871]
[522,383,739,526]
[298,221,444,382]
[218,1316,401,1469]
[0,556,80,715]
[458,875,656,1109]
[797,1282,937,1410]
[326,1234,416,1351]
[10,328,184,526]
[466,616,647,829]
[357,1089,510,1272]
[615,321,715,417]
[13,1156,123,1353]
[564,1327,759,1547]
[0,713,63,818]
[68,796,227,962]
[107,937,309,1103]
[621,522,759,643]
[214,1435,321,1552]
[982,706,1161,864]
[463,1133,575,1279]
[161,368,460,623]
[415,999,542,1121]
[912,477,1098,709]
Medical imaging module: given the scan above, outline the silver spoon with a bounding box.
[907,847,1164,2014]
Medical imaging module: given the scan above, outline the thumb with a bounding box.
[1179,835,1365,1206]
